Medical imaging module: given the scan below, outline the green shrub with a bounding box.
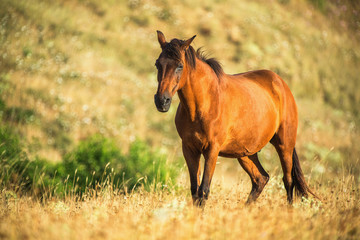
[0,126,22,160]
[57,135,178,193]
[58,135,124,192]
[44,117,72,154]
[2,106,37,124]
[0,126,58,195]
[1,131,179,197]
[122,139,178,191]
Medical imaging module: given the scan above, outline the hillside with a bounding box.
[0,1,360,239]
[0,0,359,179]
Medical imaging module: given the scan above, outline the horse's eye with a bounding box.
[176,64,183,73]
[175,64,183,74]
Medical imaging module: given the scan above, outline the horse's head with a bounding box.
[154,31,196,112]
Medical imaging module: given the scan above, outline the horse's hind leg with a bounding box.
[270,128,297,204]
[238,153,269,204]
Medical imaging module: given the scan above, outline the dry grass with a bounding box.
[1,172,359,240]
[1,0,360,239]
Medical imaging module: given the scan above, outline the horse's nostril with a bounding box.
[164,97,171,104]
[160,95,171,105]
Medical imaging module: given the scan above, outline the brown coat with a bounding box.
[154,31,317,206]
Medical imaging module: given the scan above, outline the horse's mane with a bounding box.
[163,39,224,78]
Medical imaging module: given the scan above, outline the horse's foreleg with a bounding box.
[182,144,201,204]
[197,146,220,206]
[238,154,269,204]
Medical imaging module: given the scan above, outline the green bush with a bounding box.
[58,135,178,193]
[1,131,179,197]
[2,106,37,124]
[0,126,58,195]
[0,126,27,189]
[58,135,124,192]
[0,126,22,160]
[123,139,178,191]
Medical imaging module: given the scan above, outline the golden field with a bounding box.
[0,0,359,239]
[1,173,359,240]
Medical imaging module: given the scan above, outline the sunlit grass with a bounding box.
[0,173,358,240]
[0,0,359,238]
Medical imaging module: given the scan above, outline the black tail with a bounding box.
[292,148,319,199]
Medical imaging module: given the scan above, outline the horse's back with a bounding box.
[227,69,296,121]
[224,70,285,120]
[240,70,298,128]
[229,70,284,99]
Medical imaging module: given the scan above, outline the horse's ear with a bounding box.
[157,30,167,48]
[181,35,196,50]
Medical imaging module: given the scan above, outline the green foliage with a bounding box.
[22,46,32,58]
[58,135,124,192]
[59,136,178,193]
[0,131,179,197]
[0,126,22,160]
[0,126,57,195]
[44,118,72,154]
[123,139,178,191]
[307,0,327,12]
[2,106,37,124]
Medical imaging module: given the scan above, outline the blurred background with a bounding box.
[0,0,359,196]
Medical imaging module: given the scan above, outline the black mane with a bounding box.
[196,48,224,78]
[163,39,224,78]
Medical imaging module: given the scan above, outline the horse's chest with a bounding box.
[177,123,208,148]
[175,116,209,149]
[191,130,207,147]
[175,105,220,150]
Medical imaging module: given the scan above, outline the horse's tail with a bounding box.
[292,148,320,200]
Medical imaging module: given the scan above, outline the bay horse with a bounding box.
[154,31,317,206]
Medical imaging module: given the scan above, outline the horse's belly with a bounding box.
[219,116,278,158]
[219,149,249,158]
[219,141,259,158]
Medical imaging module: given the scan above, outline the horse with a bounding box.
[154,31,317,206]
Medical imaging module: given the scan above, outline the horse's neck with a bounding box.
[178,59,220,121]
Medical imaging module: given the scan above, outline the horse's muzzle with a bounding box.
[154,94,172,112]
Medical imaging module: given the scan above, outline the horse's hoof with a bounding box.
[193,198,206,208]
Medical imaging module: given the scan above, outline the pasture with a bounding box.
[1,172,359,239]
[0,0,359,239]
